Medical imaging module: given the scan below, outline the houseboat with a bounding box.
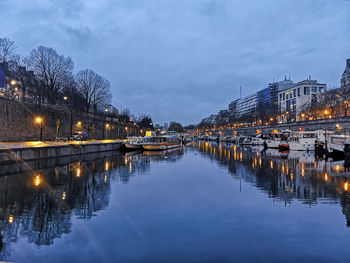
[281,130,330,151]
[142,136,181,151]
[327,135,350,155]
[125,137,147,150]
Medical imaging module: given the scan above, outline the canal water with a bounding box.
[1,142,350,262]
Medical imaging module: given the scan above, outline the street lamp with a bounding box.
[63,96,68,101]
[10,80,16,86]
[35,116,44,141]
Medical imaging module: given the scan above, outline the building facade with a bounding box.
[278,78,326,122]
[341,59,350,89]
[236,93,258,117]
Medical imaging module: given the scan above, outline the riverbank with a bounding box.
[0,139,125,164]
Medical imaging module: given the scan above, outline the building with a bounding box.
[163,122,168,130]
[341,58,350,89]
[236,92,258,117]
[278,77,326,122]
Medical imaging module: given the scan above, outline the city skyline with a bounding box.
[1,0,350,124]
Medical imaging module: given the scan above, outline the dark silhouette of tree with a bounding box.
[168,122,184,133]
[0,37,19,63]
[75,69,112,114]
[136,115,153,129]
[24,46,74,105]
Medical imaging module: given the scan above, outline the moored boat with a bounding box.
[125,137,147,150]
[142,136,181,150]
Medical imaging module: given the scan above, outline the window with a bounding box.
[304,87,310,95]
[319,87,324,93]
[286,93,288,99]
[293,89,296,97]
[279,94,282,100]
[312,87,317,93]
[283,93,285,100]
[297,87,300,96]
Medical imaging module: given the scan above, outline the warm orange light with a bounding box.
[105,124,110,129]
[8,215,14,223]
[324,110,329,115]
[35,117,43,124]
[77,121,82,126]
[270,118,273,121]
[10,80,16,86]
[62,192,66,200]
[324,173,328,181]
[76,167,81,177]
[105,161,110,171]
[125,127,128,130]
[34,175,41,186]
[344,182,349,191]
[301,113,305,118]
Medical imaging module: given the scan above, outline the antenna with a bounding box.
[240,86,242,99]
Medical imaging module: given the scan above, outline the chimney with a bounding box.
[347,58,350,68]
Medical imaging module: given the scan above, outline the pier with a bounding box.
[0,140,124,164]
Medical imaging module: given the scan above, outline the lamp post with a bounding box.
[35,116,44,141]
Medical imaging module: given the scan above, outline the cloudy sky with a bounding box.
[1,0,349,125]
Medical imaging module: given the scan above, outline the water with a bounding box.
[1,142,350,262]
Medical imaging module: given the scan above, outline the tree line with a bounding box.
[0,37,154,128]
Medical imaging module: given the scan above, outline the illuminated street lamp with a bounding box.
[63,96,68,101]
[10,80,16,86]
[35,116,44,141]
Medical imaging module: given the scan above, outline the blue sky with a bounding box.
[1,0,350,125]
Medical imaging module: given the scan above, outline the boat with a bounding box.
[266,132,289,148]
[125,136,147,150]
[327,135,350,155]
[142,136,181,150]
[283,130,330,151]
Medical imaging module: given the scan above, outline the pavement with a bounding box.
[0,139,126,150]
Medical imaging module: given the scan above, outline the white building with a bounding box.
[236,93,258,117]
[278,78,326,122]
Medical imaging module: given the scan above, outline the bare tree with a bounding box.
[75,69,112,114]
[24,46,74,105]
[0,37,19,63]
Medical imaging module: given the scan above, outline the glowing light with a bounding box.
[104,175,107,183]
[63,96,68,100]
[10,80,16,86]
[76,167,81,177]
[324,110,329,115]
[62,192,66,200]
[35,117,43,124]
[344,182,349,191]
[106,123,110,129]
[77,121,82,126]
[8,215,14,223]
[105,161,110,171]
[34,175,41,186]
[324,173,328,182]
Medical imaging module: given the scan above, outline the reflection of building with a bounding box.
[341,59,350,89]
[195,141,350,227]
[278,78,326,122]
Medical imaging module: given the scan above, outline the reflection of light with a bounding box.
[105,161,110,171]
[76,167,81,177]
[324,173,328,182]
[34,175,41,186]
[270,160,274,169]
[104,175,107,183]
[345,182,349,191]
[8,215,14,224]
[62,192,66,200]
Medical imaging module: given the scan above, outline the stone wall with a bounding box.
[0,98,139,141]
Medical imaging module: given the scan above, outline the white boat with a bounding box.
[143,136,181,150]
[243,134,265,145]
[286,130,330,151]
[327,135,350,155]
[266,132,288,148]
[125,137,147,150]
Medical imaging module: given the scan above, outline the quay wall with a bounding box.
[0,98,139,141]
[228,117,350,136]
[0,141,123,164]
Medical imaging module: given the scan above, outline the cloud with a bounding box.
[1,0,350,124]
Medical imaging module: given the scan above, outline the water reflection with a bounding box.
[0,149,184,260]
[195,141,350,226]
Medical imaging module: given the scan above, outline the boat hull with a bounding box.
[125,143,143,149]
[143,143,181,151]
